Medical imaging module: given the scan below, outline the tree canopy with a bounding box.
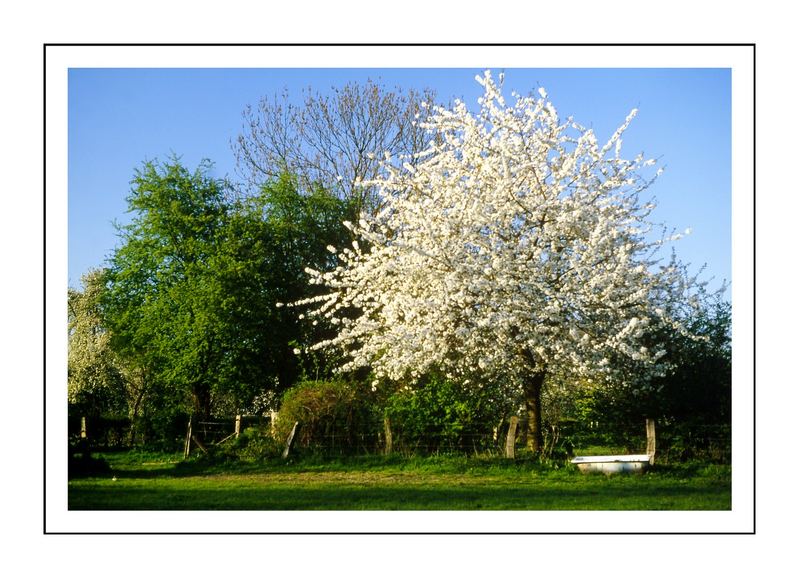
[292,71,705,451]
[102,158,354,419]
[68,73,729,460]
[68,268,127,416]
[235,78,435,215]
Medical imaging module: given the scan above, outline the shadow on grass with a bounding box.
[72,451,731,482]
[68,477,731,511]
[76,452,554,479]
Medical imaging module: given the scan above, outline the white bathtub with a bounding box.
[570,454,652,474]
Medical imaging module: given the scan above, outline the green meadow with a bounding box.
[68,451,731,511]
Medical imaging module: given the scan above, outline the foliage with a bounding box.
[211,172,357,401]
[384,374,511,454]
[235,79,436,214]
[600,295,730,460]
[228,426,285,461]
[292,71,705,450]
[537,293,731,460]
[103,158,230,418]
[68,269,128,416]
[67,262,184,448]
[102,159,354,420]
[68,414,132,449]
[274,379,383,454]
[650,293,731,425]
[132,405,190,452]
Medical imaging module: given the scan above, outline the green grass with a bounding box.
[68,451,731,510]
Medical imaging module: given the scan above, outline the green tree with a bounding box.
[653,295,731,425]
[212,172,357,405]
[549,292,731,458]
[104,159,231,420]
[69,268,156,444]
[103,159,354,423]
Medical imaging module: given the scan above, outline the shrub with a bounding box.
[274,379,382,455]
[229,425,284,460]
[133,407,191,452]
[385,374,509,455]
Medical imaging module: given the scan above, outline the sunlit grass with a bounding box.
[68,451,731,511]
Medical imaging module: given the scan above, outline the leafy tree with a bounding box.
[68,268,127,417]
[212,172,357,403]
[103,158,354,422]
[292,71,704,453]
[545,292,731,458]
[104,158,232,419]
[69,268,154,445]
[591,289,731,423]
[235,79,435,215]
[652,293,731,426]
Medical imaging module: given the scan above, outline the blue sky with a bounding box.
[68,68,731,296]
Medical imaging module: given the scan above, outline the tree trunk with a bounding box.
[192,384,212,421]
[128,387,145,447]
[127,368,148,446]
[646,418,657,465]
[522,371,546,454]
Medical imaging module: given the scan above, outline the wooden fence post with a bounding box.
[269,410,278,436]
[646,418,656,465]
[191,435,208,454]
[282,421,300,459]
[384,416,393,455]
[517,414,528,447]
[505,416,518,459]
[183,416,193,459]
[77,416,90,459]
[235,414,242,438]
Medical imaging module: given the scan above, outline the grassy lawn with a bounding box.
[68,451,731,510]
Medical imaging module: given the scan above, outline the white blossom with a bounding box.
[290,71,700,390]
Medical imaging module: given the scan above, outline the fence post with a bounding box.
[282,421,300,459]
[269,410,278,436]
[384,416,393,456]
[517,414,528,447]
[505,416,518,459]
[646,418,656,465]
[183,416,193,459]
[77,416,90,459]
[235,414,242,438]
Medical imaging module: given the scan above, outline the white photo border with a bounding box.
[45,44,754,534]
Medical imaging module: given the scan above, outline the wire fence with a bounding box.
[278,427,731,460]
[69,414,731,462]
[68,414,272,450]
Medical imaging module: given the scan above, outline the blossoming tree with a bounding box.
[291,71,701,452]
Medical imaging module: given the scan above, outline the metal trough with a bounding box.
[570,454,652,474]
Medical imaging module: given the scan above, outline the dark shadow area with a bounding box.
[68,479,731,511]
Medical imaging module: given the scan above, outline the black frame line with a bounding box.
[44,42,756,535]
